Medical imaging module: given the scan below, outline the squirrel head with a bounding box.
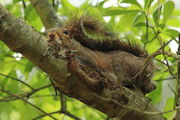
[46,27,73,48]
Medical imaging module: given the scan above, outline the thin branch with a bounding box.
[158,39,173,51]
[0,84,52,102]
[61,110,81,120]
[155,77,174,82]
[31,94,59,98]
[21,0,26,9]
[143,11,149,43]
[32,110,82,120]
[158,43,178,81]
[27,84,52,97]
[0,72,34,90]
[0,89,57,120]
[133,49,180,81]
[52,0,55,7]
[154,58,168,66]
[32,110,60,120]
[162,49,178,81]
[152,50,180,60]
[0,94,59,102]
[60,92,67,111]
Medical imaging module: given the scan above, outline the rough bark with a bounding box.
[0,4,166,120]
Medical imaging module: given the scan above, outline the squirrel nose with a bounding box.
[48,33,55,39]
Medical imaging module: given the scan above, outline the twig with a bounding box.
[155,77,174,82]
[61,110,81,120]
[32,110,82,120]
[154,58,167,66]
[26,83,52,97]
[0,72,34,90]
[0,94,59,102]
[0,84,52,102]
[60,92,67,111]
[158,39,173,51]
[21,0,26,9]
[151,50,180,60]
[161,44,178,80]
[133,49,180,81]
[30,94,59,98]
[32,110,60,120]
[0,89,57,120]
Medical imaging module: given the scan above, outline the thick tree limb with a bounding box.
[0,4,166,120]
[30,0,61,29]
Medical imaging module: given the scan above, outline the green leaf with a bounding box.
[24,61,34,73]
[103,7,140,16]
[97,0,108,7]
[173,9,180,16]
[0,103,12,120]
[14,101,39,120]
[0,67,20,94]
[13,0,21,4]
[133,22,146,27]
[164,28,179,38]
[121,0,142,9]
[158,24,166,29]
[115,12,138,31]
[166,18,180,27]
[144,0,154,10]
[163,1,175,23]
[61,0,77,15]
[79,0,89,9]
[153,5,162,26]
[6,69,20,93]
[24,4,43,30]
[6,4,22,17]
[163,98,176,120]
[132,12,145,26]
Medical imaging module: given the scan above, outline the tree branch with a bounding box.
[30,0,61,29]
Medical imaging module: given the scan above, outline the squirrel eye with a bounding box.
[63,30,69,35]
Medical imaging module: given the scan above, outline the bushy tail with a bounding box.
[64,15,148,58]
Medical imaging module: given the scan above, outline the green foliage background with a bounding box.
[0,0,180,120]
